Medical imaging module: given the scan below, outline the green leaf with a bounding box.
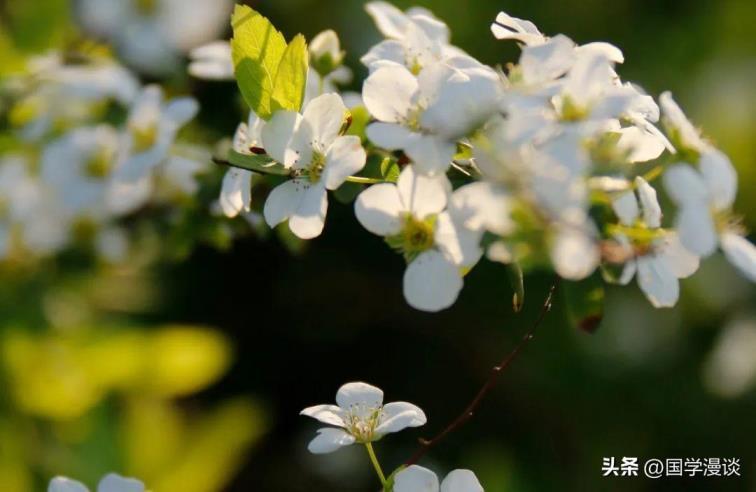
[271,34,309,113]
[230,5,287,119]
[563,273,605,333]
[379,157,401,183]
[226,149,287,175]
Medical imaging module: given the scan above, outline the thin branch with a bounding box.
[404,280,559,466]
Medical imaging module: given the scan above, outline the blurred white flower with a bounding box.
[394,465,483,492]
[75,0,234,75]
[188,41,234,80]
[703,317,756,398]
[220,112,266,218]
[262,93,366,239]
[301,382,426,454]
[49,473,144,492]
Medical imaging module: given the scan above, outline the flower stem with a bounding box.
[365,442,387,486]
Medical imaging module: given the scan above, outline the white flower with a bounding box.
[220,111,265,218]
[363,62,499,176]
[108,85,198,215]
[48,473,144,492]
[355,166,481,311]
[75,0,234,75]
[490,11,545,45]
[188,41,234,80]
[300,381,426,454]
[664,157,756,282]
[310,30,345,76]
[610,177,700,307]
[659,91,708,154]
[362,2,465,74]
[394,465,483,492]
[261,93,366,239]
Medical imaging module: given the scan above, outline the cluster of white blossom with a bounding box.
[1,52,208,261]
[202,2,755,312]
[48,473,143,492]
[301,381,484,491]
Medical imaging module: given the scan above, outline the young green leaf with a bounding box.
[271,34,309,113]
[230,5,287,120]
[563,273,605,333]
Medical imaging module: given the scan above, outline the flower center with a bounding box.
[345,405,383,442]
[559,95,589,122]
[386,213,436,262]
[308,151,326,183]
[84,147,113,178]
[130,121,157,153]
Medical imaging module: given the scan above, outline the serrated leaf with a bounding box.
[564,273,605,333]
[230,5,287,120]
[271,34,308,113]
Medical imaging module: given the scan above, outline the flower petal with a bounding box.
[307,428,356,454]
[366,122,414,150]
[657,233,699,278]
[720,232,756,283]
[97,474,144,492]
[551,226,599,280]
[403,249,463,312]
[404,134,456,176]
[375,401,427,435]
[48,477,88,492]
[303,93,348,151]
[300,404,346,427]
[676,200,717,257]
[394,465,440,492]
[263,179,302,228]
[397,166,449,218]
[219,169,253,217]
[355,183,404,236]
[663,164,708,205]
[164,97,199,127]
[440,470,484,492]
[434,211,482,268]
[336,382,384,410]
[261,111,303,167]
[634,177,662,228]
[636,256,680,308]
[699,149,737,211]
[362,64,418,123]
[323,136,366,190]
[365,1,411,39]
[611,189,639,226]
[289,183,328,239]
[361,40,406,70]
[450,182,513,235]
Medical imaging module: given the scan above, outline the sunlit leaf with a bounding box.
[271,34,309,113]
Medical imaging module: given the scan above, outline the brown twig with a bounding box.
[404,280,559,466]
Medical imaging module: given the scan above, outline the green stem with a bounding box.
[365,442,387,487]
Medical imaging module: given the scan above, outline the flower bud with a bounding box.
[309,30,344,76]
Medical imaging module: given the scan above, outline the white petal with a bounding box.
[355,184,405,236]
[336,382,384,409]
[365,1,411,39]
[397,166,449,218]
[323,136,366,190]
[106,173,153,216]
[634,177,662,228]
[636,256,679,308]
[375,401,427,435]
[611,190,639,226]
[490,12,544,45]
[366,122,414,150]
[164,97,199,127]
[659,91,706,152]
[263,179,301,228]
[441,470,484,492]
[403,250,463,312]
[676,201,718,257]
[551,226,600,280]
[449,182,513,235]
[519,34,575,84]
[721,232,756,283]
[361,40,406,70]
[219,169,253,217]
[300,404,347,427]
[362,64,418,123]
[576,42,624,64]
[663,164,708,205]
[97,474,144,492]
[261,111,304,167]
[394,465,440,492]
[290,183,328,240]
[303,93,347,150]
[404,134,456,176]
[307,428,356,454]
[657,233,700,278]
[434,211,482,268]
[699,149,737,211]
[617,126,665,163]
[49,477,88,492]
